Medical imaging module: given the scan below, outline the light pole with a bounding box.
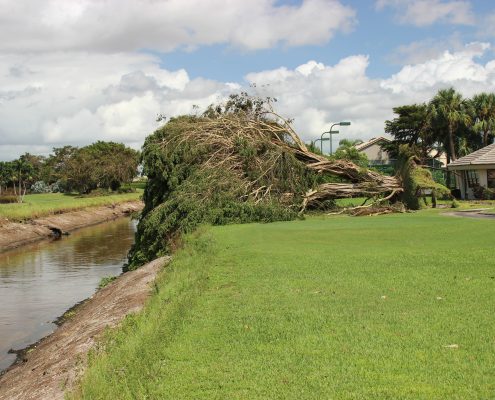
[324,121,351,155]
[315,137,329,152]
[320,130,338,154]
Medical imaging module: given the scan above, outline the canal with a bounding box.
[0,217,136,371]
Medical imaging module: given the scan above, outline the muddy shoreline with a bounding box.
[0,256,170,400]
[0,200,143,252]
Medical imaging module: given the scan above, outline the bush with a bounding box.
[31,180,50,193]
[78,188,111,198]
[0,195,17,204]
[98,276,117,288]
[480,187,495,200]
[51,181,63,193]
[117,187,136,194]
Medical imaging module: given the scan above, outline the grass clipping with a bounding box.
[128,106,403,268]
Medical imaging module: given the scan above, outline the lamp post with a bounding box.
[315,137,330,153]
[322,121,351,155]
[320,130,338,154]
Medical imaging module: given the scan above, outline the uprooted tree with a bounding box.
[126,94,447,269]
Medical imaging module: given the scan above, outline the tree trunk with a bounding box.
[445,152,452,189]
[448,123,457,161]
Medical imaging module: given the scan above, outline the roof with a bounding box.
[447,143,495,168]
[355,136,390,151]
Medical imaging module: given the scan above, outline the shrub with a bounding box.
[481,187,495,200]
[0,195,17,204]
[31,180,50,193]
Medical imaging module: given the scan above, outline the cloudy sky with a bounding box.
[1,0,495,160]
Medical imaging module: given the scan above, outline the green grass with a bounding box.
[0,191,142,221]
[71,211,495,399]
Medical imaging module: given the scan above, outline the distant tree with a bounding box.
[430,88,471,162]
[0,162,13,195]
[333,139,368,168]
[383,104,436,163]
[11,157,34,202]
[61,142,139,194]
[470,92,495,146]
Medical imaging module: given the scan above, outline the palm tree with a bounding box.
[430,88,471,162]
[470,92,495,146]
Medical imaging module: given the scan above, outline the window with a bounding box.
[465,170,479,188]
[488,170,495,188]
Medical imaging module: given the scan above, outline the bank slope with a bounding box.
[72,213,495,399]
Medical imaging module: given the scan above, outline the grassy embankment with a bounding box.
[0,188,143,221]
[72,210,494,399]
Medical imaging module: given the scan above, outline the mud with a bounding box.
[0,256,170,400]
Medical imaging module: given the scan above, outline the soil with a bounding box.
[0,256,170,400]
[0,201,143,252]
[444,209,495,219]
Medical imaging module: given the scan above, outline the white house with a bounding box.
[447,143,495,199]
[354,137,448,168]
[355,137,391,165]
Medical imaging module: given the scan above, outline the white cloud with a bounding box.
[386,34,466,65]
[376,0,475,26]
[382,42,492,93]
[0,51,233,159]
[2,43,495,160]
[245,43,495,145]
[0,0,356,53]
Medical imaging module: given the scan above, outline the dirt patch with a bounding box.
[0,256,170,400]
[0,201,143,252]
[443,210,495,219]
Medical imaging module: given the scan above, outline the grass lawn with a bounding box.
[0,191,142,221]
[72,211,495,399]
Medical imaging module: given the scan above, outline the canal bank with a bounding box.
[0,200,143,252]
[0,256,169,400]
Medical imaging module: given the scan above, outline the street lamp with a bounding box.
[315,137,329,153]
[315,131,338,154]
[321,121,351,155]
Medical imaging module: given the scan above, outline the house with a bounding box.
[355,137,448,168]
[447,143,495,199]
[355,137,391,165]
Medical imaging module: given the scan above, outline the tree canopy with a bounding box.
[384,87,494,167]
[0,141,139,198]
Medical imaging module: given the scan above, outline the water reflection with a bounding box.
[0,218,136,371]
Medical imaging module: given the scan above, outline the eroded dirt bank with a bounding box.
[0,256,170,400]
[0,200,143,252]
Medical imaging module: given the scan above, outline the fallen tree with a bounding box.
[127,95,444,269]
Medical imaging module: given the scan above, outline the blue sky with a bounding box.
[157,0,493,81]
[1,0,495,160]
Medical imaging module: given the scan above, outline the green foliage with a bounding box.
[370,164,395,176]
[0,195,17,204]
[333,139,368,167]
[474,186,495,200]
[384,88,495,167]
[127,114,318,269]
[61,141,140,194]
[0,142,139,197]
[397,145,450,210]
[471,92,495,146]
[98,276,117,289]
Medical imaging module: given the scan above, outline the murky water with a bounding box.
[0,218,136,371]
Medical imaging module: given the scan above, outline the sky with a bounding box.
[2,0,495,160]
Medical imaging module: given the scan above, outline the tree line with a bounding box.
[383,88,495,167]
[0,141,139,201]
